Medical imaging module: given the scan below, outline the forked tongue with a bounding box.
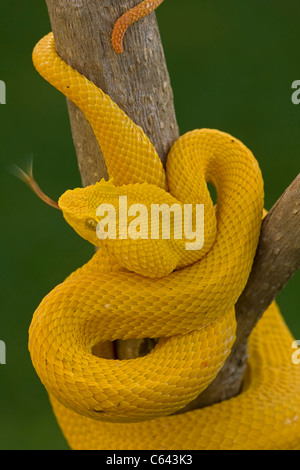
[13,162,61,210]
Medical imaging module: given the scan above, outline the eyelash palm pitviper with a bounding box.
[28,0,300,450]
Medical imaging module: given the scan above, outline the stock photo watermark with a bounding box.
[0,80,6,104]
[0,340,6,365]
[94,198,205,251]
[291,80,300,105]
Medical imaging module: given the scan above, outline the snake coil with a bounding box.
[28,21,300,450]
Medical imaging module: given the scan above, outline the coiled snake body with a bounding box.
[28,4,300,450]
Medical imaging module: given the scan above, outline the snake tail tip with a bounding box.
[111,0,165,54]
[112,42,124,54]
[111,29,125,54]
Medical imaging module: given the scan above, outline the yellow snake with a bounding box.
[28,1,300,450]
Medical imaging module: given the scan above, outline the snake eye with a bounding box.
[86,219,98,230]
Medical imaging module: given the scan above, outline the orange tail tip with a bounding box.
[13,162,60,210]
[112,0,165,54]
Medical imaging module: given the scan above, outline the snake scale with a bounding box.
[28,1,300,450]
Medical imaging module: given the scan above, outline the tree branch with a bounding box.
[44,0,300,416]
[45,0,179,186]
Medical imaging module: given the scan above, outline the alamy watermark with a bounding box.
[291,80,300,105]
[0,80,6,104]
[0,340,6,365]
[94,197,204,251]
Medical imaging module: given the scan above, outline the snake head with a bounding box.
[18,164,211,278]
[58,178,120,247]
[59,177,197,278]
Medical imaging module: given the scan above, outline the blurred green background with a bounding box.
[0,0,299,450]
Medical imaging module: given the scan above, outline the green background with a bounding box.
[0,0,299,450]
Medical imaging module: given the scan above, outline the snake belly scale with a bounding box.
[28,7,300,451]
